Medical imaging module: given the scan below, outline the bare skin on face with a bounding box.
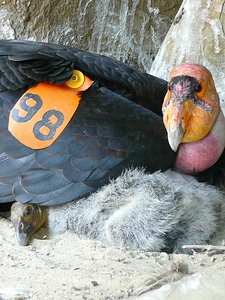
[163,63,220,151]
[162,63,225,173]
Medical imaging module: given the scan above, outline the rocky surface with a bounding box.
[0,0,182,70]
[150,0,225,109]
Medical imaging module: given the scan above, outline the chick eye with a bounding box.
[196,84,202,93]
[25,207,33,215]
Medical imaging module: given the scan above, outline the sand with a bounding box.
[0,215,225,300]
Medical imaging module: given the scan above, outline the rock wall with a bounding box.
[0,0,182,70]
[150,0,225,107]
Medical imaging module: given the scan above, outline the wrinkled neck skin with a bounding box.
[175,108,225,174]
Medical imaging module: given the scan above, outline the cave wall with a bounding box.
[0,0,182,70]
[151,0,225,107]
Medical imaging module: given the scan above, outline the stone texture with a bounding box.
[150,0,225,109]
[135,270,225,300]
[0,0,182,70]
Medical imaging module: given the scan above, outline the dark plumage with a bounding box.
[1,40,225,252]
[0,40,175,206]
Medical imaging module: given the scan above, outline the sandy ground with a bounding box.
[0,215,225,300]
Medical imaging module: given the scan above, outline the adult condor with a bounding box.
[0,39,177,206]
[0,40,225,249]
[0,39,224,204]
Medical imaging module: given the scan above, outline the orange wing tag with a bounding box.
[8,70,93,149]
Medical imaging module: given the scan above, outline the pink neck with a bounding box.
[175,108,225,174]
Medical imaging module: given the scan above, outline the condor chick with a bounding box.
[11,169,225,254]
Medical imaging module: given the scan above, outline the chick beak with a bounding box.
[15,218,33,246]
[164,102,185,152]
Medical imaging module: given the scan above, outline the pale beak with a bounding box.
[168,122,184,152]
[15,219,32,246]
[164,101,185,152]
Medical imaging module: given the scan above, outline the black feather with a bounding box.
[0,39,177,206]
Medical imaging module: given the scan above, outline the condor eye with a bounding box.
[196,84,202,93]
[167,83,171,91]
[25,207,33,215]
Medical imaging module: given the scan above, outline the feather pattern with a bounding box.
[0,40,175,206]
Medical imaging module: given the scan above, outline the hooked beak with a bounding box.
[163,101,185,152]
[168,122,184,152]
[15,219,33,246]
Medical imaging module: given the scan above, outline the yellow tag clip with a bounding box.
[8,70,93,149]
